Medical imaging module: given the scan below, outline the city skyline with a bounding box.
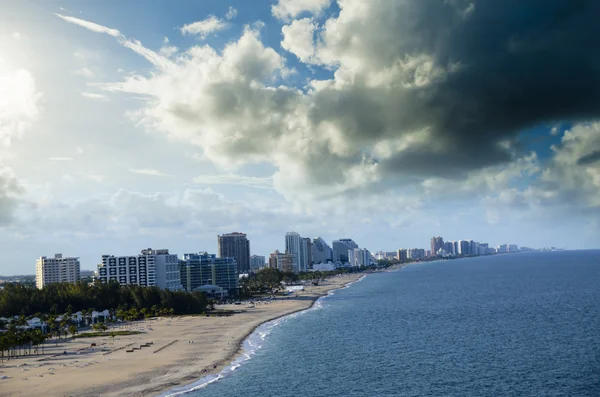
[1,0,599,276]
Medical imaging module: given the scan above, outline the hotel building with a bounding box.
[35,254,80,289]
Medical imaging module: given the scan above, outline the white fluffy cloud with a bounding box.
[180,16,227,39]
[225,7,237,20]
[281,18,317,63]
[272,0,331,20]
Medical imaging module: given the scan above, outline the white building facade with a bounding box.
[35,254,80,289]
[97,248,182,291]
[348,248,371,267]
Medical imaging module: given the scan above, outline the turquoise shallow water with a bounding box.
[167,251,600,397]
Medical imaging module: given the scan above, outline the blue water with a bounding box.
[174,251,600,397]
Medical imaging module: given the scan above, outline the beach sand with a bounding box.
[0,273,363,397]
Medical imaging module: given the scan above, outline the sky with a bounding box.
[1,0,599,274]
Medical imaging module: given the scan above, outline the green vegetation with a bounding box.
[0,280,208,318]
[238,267,367,298]
[72,330,141,339]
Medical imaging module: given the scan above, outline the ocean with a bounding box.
[166,250,600,397]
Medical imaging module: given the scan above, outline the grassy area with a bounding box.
[73,330,142,338]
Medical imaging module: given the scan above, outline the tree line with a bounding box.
[0,280,209,318]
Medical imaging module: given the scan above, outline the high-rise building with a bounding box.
[312,237,333,264]
[508,244,519,253]
[397,249,408,262]
[332,238,358,263]
[36,254,80,289]
[453,241,459,255]
[407,248,425,260]
[348,248,371,267]
[179,252,238,294]
[458,240,470,255]
[431,236,444,257]
[270,250,297,273]
[478,243,489,256]
[268,252,278,269]
[303,237,312,269]
[470,240,477,256]
[285,232,308,272]
[218,232,250,274]
[97,248,182,291]
[443,241,455,255]
[250,255,265,272]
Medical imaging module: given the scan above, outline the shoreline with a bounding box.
[157,273,367,396]
[0,273,365,397]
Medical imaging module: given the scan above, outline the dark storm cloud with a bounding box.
[576,150,600,166]
[310,0,600,179]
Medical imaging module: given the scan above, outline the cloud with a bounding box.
[225,7,238,20]
[55,13,120,37]
[12,32,21,40]
[180,16,227,39]
[83,174,105,183]
[75,67,95,78]
[81,92,108,101]
[281,18,317,63]
[0,167,23,226]
[0,69,42,145]
[57,14,170,69]
[48,157,74,161]
[272,0,332,20]
[129,168,169,177]
[193,174,273,189]
[64,1,600,216]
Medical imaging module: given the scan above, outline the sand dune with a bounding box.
[0,274,363,397]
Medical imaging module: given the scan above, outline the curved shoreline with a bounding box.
[157,274,367,397]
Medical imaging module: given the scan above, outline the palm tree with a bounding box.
[68,324,78,340]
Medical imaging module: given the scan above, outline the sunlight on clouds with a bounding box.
[180,15,227,39]
[81,92,108,101]
[0,69,41,145]
[129,168,170,177]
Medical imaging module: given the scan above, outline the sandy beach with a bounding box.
[0,273,363,397]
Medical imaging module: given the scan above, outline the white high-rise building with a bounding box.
[36,254,80,289]
[348,248,371,267]
[285,232,309,272]
[97,248,182,291]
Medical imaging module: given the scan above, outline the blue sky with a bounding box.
[0,0,599,274]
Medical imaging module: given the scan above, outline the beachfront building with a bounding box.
[217,232,250,274]
[444,241,455,255]
[407,248,426,260]
[35,254,80,289]
[397,249,408,262]
[270,250,298,273]
[332,238,359,263]
[431,236,444,257]
[250,255,265,272]
[97,248,183,291]
[458,240,471,255]
[312,237,333,264]
[285,232,309,272]
[348,248,371,267]
[179,252,238,294]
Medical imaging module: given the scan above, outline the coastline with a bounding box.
[0,273,364,397]
[156,273,367,396]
